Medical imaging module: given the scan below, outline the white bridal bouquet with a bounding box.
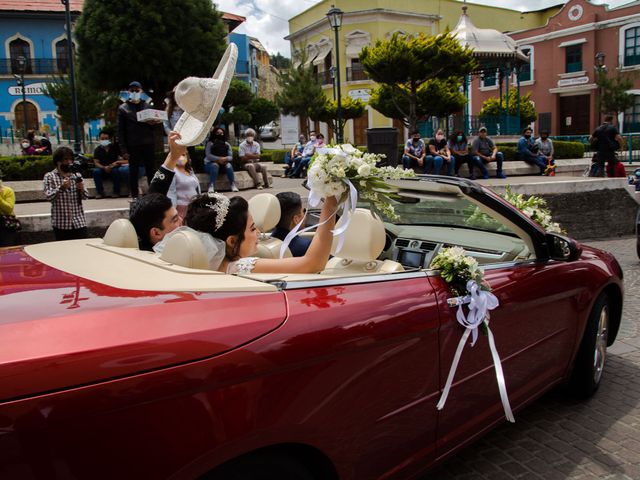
[306,144,415,220]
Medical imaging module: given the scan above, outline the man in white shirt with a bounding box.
[239,128,269,189]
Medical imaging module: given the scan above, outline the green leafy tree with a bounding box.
[369,78,467,127]
[479,88,537,127]
[75,0,227,106]
[360,32,476,131]
[221,79,254,127]
[43,74,119,140]
[275,62,326,129]
[596,71,635,117]
[246,97,280,139]
[270,52,291,70]
[313,97,366,142]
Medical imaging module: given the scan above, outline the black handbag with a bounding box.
[0,215,21,231]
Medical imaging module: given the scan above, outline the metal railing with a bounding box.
[346,66,368,81]
[551,133,640,163]
[0,58,71,75]
[416,115,522,138]
[317,70,333,85]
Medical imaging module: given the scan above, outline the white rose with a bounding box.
[340,144,357,154]
[357,164,372,177]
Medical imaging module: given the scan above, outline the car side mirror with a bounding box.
[546,233,582,261]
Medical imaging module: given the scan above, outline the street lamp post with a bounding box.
[594,52,607,126]
[62,0,81,153]
[15,56,28,135]
[327,5,344,143]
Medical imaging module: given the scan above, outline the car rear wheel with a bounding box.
[568,293,610,399]
[203,452,316,480]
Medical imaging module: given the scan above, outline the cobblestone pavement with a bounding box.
[426,236,640,480]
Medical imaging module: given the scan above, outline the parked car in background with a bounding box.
[0,177,624,479]
[259,121,280,141]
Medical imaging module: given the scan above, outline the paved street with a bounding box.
[427,236,640,480]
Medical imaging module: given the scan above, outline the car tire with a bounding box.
[203,452,317,480]
[568,293,610,399]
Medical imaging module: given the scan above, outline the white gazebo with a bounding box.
[451,5,530,135]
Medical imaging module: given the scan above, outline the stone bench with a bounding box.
[441,158,593,177]
[10,167,273,202]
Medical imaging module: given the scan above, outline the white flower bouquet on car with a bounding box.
[306,144,415,220]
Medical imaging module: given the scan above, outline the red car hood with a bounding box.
[0,248,286,402]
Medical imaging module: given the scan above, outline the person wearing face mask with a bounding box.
[43,146,89,240]
[205,127,238,193]
[285,134,307,177]
[516,127,547,175]
[239,128,269,189]
[288,131,320,178]
[448,131,481,179]
[117,81,162,198]
[534,130,555,176]
[20,138,36,156]
[402,130,427,173]
[167,152,201,219]
[426,129,453,175]
[92,130,126,198]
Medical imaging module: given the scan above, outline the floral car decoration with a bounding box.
[502,186,564,234]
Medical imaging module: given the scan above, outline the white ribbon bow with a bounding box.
[437,280,515,423]
[279,178,358,258]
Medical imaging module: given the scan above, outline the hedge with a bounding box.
[0,147,292,181]
[495,141,584,160]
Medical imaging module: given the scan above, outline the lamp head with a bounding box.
[327,5,343,29]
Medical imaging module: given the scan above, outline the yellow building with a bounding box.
[286,0,560,144]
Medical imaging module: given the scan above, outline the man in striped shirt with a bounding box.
[43,147,89,240]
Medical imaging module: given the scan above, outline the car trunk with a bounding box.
[0,249,287,402]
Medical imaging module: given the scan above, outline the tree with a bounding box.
[596,71,635,117]
[246,97,280,138]
[313,97,366,142]
[360,32,476,131]
[479,88,537,127]
[270,53,291,70]
[43,74,119,140]
[221,79,254,127]
[75,0,227,106]
[275,63,326,128]
[369,78,467,128]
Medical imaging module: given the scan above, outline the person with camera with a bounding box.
[43,146,89,241]
[516,127,547,175]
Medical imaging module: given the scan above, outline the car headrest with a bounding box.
[103,219,139,248]
[331,208,385,262]
[248,193,281,231]
[159,229,209,270]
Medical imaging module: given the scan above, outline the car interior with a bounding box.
[24,183,538,290]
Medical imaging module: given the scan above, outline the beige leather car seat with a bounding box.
[159,229,209,270]
[248,193,292,258]
[324,208,404,273]
[103,218,139,248]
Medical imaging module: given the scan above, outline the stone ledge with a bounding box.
[8,169,273,203]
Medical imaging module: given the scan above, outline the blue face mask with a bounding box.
[456,136,463,142]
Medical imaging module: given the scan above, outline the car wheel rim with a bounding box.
[593,305,609,385]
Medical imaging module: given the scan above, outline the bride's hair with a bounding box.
[185,194,249,260]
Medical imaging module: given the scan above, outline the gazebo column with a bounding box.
[464,74,470,135]
[516,65,521,133]
[498,68,504,134]
[505,65,510,135]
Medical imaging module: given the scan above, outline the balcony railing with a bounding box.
[317,70,333,85]
[1,58,72,75]
[346,66,369,81]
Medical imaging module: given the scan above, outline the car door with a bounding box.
[278,271,442,479]
[434,258,582,460]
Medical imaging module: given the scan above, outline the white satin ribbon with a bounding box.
[279,178,358,258]
[436,280,515,423]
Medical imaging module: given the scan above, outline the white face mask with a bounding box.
[22,142,30,148]
[129,91,142,103]
[246,136,254,143]
[310,136,316,142]
[176,156,187,167]
[99,139,111,147]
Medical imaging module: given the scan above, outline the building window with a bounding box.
[565,45,582,73]
[624,26,640,67]
[10,38,32,74]
[519,47,532,82]
[624,95,640,132]
[482,70,497,88]
[55,39,74,73]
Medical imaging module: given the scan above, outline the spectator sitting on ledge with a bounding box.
[516,127,546,175]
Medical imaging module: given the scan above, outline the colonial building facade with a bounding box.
[287,0,560,144]
[471,0,640,136]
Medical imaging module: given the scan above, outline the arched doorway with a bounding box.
[14,101,39,133]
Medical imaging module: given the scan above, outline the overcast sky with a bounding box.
[213,0,635,56]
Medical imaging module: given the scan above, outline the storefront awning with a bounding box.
[313,43,332,66]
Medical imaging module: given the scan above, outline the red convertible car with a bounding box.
[0,177,623,480]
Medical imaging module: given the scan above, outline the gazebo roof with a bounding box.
[452,6,529,70]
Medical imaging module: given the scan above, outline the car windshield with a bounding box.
[366,193,517,237]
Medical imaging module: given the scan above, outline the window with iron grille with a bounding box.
[482,69,497,87]
[519,48,532,82]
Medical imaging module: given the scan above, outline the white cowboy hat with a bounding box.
[173,43,238,146]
